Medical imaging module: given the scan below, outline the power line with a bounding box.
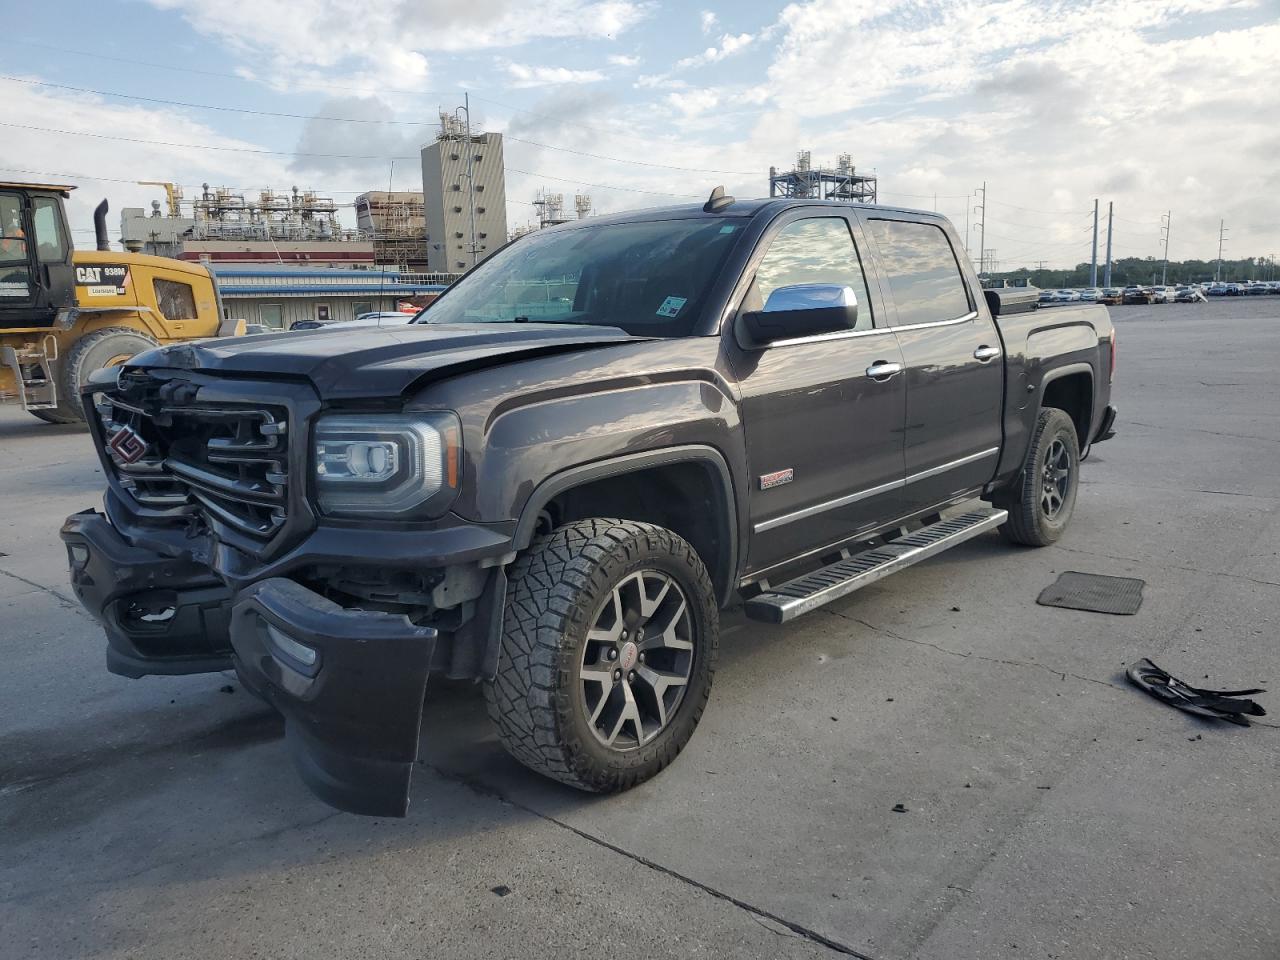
[0,75,761,176]
[13,39,676,149]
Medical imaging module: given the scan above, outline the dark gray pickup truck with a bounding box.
[62,193,1117,816]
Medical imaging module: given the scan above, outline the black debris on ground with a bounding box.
[219,684,235,694]
[892,803,908,813]
[1126,658,1266,726]
[490,885,512,897]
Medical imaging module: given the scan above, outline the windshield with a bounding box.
[416,216,744,337]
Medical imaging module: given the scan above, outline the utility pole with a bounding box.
[974,182,987,274]
[1103,201,1113,287]
[450,93,480,268]
[1159,210,1171,285]
[1216,220,1228,281]
[1090,198,1099,288]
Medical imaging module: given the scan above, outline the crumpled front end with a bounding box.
[62,365,511,817]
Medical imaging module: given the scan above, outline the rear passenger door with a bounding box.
[862,216,1003,513]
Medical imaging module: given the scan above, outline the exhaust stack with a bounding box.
[93,199,110,251]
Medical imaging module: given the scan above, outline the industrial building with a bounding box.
[121,183,374,266]
[213,266,447,329]
[422,114,509,273]
[354,191,429,271]
[769,152,877,203]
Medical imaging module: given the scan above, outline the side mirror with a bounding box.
[739,283,859,346]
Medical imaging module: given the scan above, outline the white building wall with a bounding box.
[422,132,508,273]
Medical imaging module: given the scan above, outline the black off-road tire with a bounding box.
[60,327,158,421]
[998,407,1080,547]
[485,518,718,792]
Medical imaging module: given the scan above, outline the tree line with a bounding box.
[984,255,1278,288]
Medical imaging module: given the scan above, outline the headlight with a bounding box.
[313,413,460,519]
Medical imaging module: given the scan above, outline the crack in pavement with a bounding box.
[1125,419,1280,445]
[1048,543,1280,589]
[820,608,1123,691]
[0,567,94,621]
[423,763,882,960]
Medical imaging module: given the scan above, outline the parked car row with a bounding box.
[1037,281,1280,306]
[1206,281,1280,296]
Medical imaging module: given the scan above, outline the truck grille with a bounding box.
[95,386,291,544]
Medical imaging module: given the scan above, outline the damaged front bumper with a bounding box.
[60,508,469,817]
[62,509,234,678]
[230,578,436,817]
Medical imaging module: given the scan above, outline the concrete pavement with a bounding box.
[2,298,1277,959]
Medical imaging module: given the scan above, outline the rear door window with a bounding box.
[31,198,67,262]
[750,217,874,331]
[867,219,972,327]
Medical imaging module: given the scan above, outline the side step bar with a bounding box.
[744,507,1008,624]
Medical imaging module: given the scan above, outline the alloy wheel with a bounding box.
[579,570,695,751]
[1041,437,1071,519]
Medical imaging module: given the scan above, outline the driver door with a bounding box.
[728,212,907,577]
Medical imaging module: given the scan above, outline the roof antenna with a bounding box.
[703,185,735,213]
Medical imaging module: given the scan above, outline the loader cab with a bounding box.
[0,182,76,329]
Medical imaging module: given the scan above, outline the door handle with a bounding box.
[865,360,903,381]
[973,345,1001,362]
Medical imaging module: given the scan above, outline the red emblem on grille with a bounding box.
[107,425,148,464]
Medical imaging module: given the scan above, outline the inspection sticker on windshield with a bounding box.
[656,296,687,318]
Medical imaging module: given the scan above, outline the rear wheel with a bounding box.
[59,327,157,421]
[998,407,1080,547]
[485,518,718,792]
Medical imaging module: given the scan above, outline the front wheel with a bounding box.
[998,407,1080,546]
[485,518,718,792]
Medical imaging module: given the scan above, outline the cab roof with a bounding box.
[545,197,938,231]
[0,182,75,194]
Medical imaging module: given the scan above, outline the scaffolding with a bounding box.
[355,191,428,271]
[768,151,877,203]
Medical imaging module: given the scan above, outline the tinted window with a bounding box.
[154,278,197,320]
[419,217,742,337]
[750,218,873,331]
[32,198,66,262]
[868,220,971,326]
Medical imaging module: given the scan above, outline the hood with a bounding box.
[134,322,647,400]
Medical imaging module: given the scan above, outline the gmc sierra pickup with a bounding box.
[62,192,1117,816]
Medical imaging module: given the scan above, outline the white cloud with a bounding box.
[700,10,719,33]
[608,54,642,67]
[504,62,607,88]
[666,88,721,117]
[753,0,1280,264]
[145,0,650,91]
[0,80,297,241]
[676,31,755,69]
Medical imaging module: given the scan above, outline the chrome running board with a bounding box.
[743,507,1008,624]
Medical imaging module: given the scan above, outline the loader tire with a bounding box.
[61,328,158,421]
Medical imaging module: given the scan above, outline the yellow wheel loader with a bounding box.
[0,182,241,423]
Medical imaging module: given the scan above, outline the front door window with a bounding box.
[0,193,31,301]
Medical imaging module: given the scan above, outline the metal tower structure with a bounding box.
[768,151,877,203]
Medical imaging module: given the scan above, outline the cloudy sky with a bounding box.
[4,0,1276,268]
